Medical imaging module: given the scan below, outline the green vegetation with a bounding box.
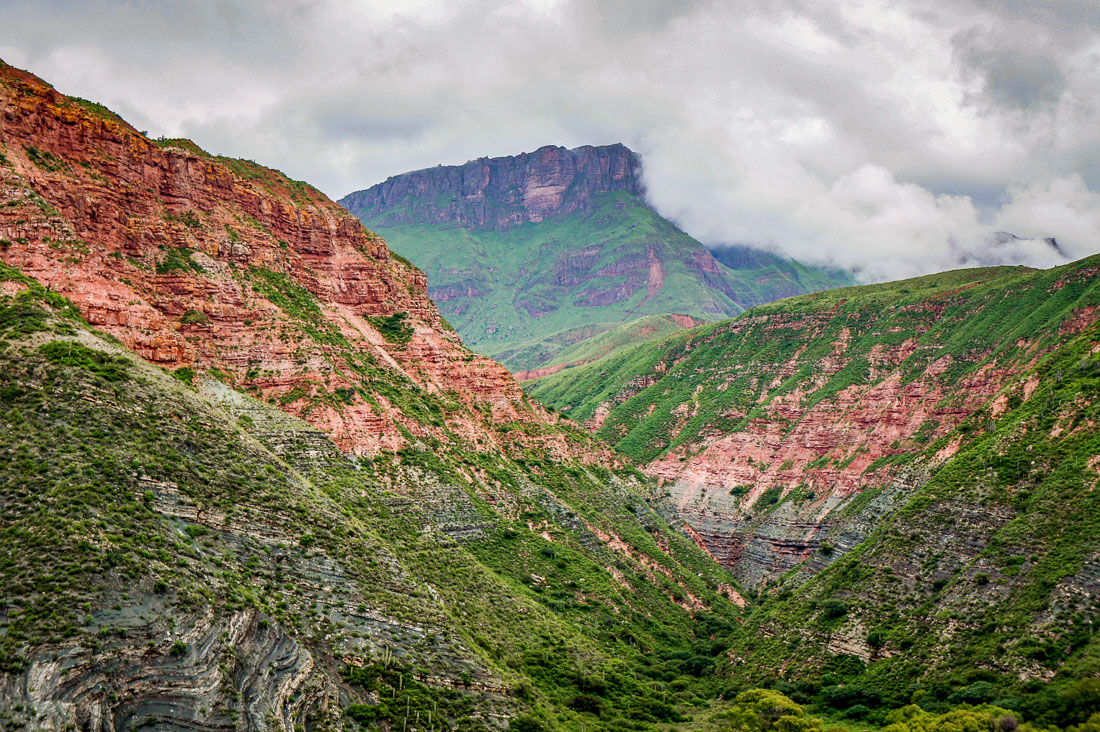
[69,96,126,124]
[366,311,413,345]
[172,366,195,384]
[346,189,852,372]
[164,209,202,229]
[179,310,208,325]
[39,340,128,381]
[530,261,1097,465]
[527,256,1100,728]
[154,137,209,156]
[22,144,68,172]
[4,63,1097,729]
[512,314,698,376]
[0,267,748,728]
[156,245,204,275]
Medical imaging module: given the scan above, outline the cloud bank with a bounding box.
[2,0,1098,280]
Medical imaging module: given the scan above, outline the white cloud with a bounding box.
[1,0,1097,281]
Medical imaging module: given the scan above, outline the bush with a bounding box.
[757,487,782,507]
[168,640,187,657]
[949,681,996,706]
[508,715,544,732]
[570,694,604,716]
[346,704,381,724]
[1058,679,1100,727]
[172,367,195,385]
[716,689,820,732]
[366,312,413,345]
[821,599,847,620]
[40,340,128,382]
[820,684,882,710]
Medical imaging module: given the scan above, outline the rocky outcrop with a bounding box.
[341,144,641,230]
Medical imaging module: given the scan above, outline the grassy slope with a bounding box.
[725,301,1100,729]
[530,257,1100,728]
[354,191,852,372]
[508,314,697,378]
[530,262,1097,462]
[0,263,746,730]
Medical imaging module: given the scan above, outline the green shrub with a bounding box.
[508,715,544,732]
[156,246,203,275]
[172,367,195,384]
[164,209,202,229]
[40,341,128,382]
[23,145,68,172]
[366,312,413,345]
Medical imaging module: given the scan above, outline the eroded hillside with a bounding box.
[532,260,1100,721]
[0,60,575,458]
[0,62,745,731]
[531,262,1100,587]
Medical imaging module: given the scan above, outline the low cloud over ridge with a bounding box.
[2,0,1098,281]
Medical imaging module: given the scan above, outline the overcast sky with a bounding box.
[2,0,1099,280]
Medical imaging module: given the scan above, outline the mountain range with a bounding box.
[339,144,854,373]
[1,58,1099,732]
[530,257,1100,713]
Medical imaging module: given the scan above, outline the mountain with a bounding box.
[3,58,1099,732]
[530,260,1100,581]
[339,144,855,372]
[530,257,1100,717]
[0,60,745,730]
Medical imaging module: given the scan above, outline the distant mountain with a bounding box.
[339,144,855,371]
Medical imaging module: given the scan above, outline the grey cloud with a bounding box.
[953,24,1066,111]
[1,0,1098,282]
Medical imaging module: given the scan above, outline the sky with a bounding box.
[2,0,1099,281]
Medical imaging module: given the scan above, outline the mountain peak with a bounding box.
[341,142,642,230]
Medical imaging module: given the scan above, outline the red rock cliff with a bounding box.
[0,61,590,458]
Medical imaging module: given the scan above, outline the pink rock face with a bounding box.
[0,62,606,461]
[649,354,1008,584]
[583,275,1100,586]
[341,143,643,230]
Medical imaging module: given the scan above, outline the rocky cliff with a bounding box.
[341,143,642,230]
[340,147,854,372]
[0,61,579,458]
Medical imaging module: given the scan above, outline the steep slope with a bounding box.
[530,259,1100,587]
[511,314,704,382]
[0,61,747,730]
[0,271,743,730]
[722,298,1100,727]
[531,259,1100,723]
[0,60,564,459]
[339,145,854,372]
